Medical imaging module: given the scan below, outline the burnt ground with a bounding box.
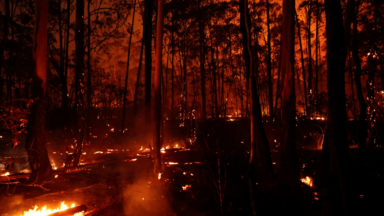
[1,116,384,216]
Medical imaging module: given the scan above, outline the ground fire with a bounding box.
[1,0,384,215]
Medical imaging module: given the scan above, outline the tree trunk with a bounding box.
[153,0,164,175]
[0,0,10,101]
[351,0,367,159]
[296,11,308,116]
[239,0,273,213]
[25,0,53,184]
[315,0,319,113]
[64,0,70,108]
[321,0,351,214]
[199,19,206,120]
[122,0,137,130]
[307,0,312,116]
[68,0,85,167]
[86,0,92,141]
[278,0,300,186]
[144,0,153,124]
[266,0,273,117]
[134,38,144,115]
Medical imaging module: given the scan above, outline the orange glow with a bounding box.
[22,202,84,216]
[301,176,313,187]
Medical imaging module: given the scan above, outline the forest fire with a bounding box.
[22,202,85,216]
[0,0,383,215]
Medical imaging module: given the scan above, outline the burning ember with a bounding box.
[301,176,313,187]
[22,202,84,216]
[1,172,10,176]
[182,184,191,191]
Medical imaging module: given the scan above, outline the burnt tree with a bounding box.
[25,0,53,184]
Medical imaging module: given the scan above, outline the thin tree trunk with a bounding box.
[315,0,319,114]
[171,10,174,115]
[351,0,367,159]
[307,0,312,116]
[134,38,144,114]
[199,19,206,119]
[64,0,70,108]
[153,0,164,175]
[321,0,351,214]
[266,0,273,117]
[25,0,53,184]
[86,0,92,141]
[144,0,153,124]
[58,0,68,110]
[0,0,10,101]
[122,0,137,130]
[69,0,85,167]
[278,0,300,186]
[240,0,273,214]
[296,11,308,116]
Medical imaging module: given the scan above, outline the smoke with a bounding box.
[122,178,174,216]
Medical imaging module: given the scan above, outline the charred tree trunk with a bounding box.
[199,19,207,120]
[68,0,86,167]
[351,1,367,159]
[144,0,153,124]
[239,0,273,214]
[315,0,319,112]
[58,0,68,111]
[153,0,164,175]
[25,0,53,184]
[0,0,10,101]
[307,0,313,116]
[296,11,308,116]
[122,0,137,130]
[86,0,92,141]
[266,0,273,117]
[278,0,300,186]
[321,0,351,214]
[134,38,144,115]
[64,0,70,108]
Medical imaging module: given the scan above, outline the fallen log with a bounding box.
[47,204,87,216]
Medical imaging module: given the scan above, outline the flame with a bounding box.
[158,173,162,180]
[301,176,313,187]
[1,172,10,176]
[22,202,84,216]
[168,162,178,165]
[182,184,191,191]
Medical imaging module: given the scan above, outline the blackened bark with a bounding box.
[278,0,300,186]
[307,0,313,116]
[122,0,137,130]
[266,0,273,117]
[68,0,86,167]
[351,0,367,158]
[0,0,10,101]
[26,0,53,184]
[199,19,207,119]
[240,0,273,199]
[296,11,308,116]
[144,0,153,123]
[134,38,144,115]
[153,0,164,175]
[86,0,92,141]
[321,0,351,214]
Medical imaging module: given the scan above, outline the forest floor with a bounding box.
[1,114,384,215]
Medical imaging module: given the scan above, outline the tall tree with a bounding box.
[144,0,153,123]
[0,0,10,101]
[68,0,86,167]
[86,0,92,141]
[307,0,313,116]
[239,0,273,214]
[199,18,207,120]
[266,0,273,117]
[122,0,137,130]
[25,0,53,184]
[296,11,308,116]
[321,0,351,214]
[278,0,300,186]
[153,0,164,175]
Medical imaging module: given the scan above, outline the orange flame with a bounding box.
[22,202,84,216]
